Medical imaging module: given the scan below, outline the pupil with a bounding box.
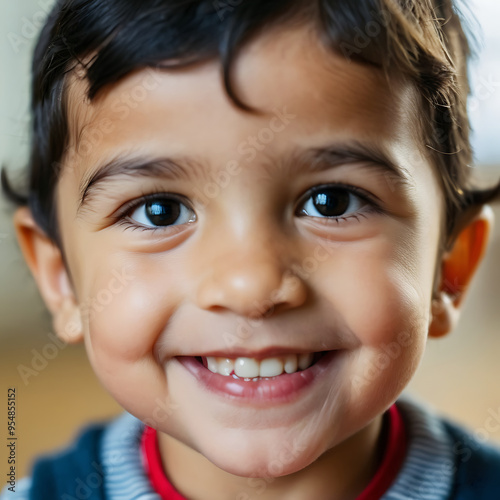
[313,189,350,216]
[146,200,180,226]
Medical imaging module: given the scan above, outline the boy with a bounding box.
[2,0,500,498]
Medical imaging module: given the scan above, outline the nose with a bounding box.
[195,234,308,319]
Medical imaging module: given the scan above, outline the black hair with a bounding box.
[2,0,500,251]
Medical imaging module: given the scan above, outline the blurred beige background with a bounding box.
[1,0,500,480]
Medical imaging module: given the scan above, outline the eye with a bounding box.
[128,196,196,228]
[296,185,373,220]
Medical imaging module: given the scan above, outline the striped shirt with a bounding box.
[3,395,499,499]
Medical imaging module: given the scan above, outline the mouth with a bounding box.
[194,352,327,380]
[176,351,338,404]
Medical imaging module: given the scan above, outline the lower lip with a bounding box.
[176,351,338,405]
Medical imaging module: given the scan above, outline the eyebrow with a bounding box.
[77,141,413,213]
[77,155,207,213]
[278,141,413,186]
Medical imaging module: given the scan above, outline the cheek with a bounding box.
[77,258,181,419]
[87,287,156,360]
[313,230,438,410]
[315,232,435,348]
[80,254,185,353]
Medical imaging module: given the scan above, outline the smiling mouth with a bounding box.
[194,352,328,380]
[177,350,339,403]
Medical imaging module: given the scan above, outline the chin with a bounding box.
[198,435,322,479]
[210,453,312,479]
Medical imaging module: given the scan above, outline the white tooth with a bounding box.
[217,358,235,376]
[206,357,218,373]
[259,358,284,378]
[234,357,260,378]
[298,353,314,370]
[284,354,298,374]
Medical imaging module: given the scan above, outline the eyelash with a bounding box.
[295,183,383,223]
[113,190,193,234]
[112,184,383,232]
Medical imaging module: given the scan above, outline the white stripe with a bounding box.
[381,395,455,500]
[100,412,161,500]
[96,396,462,500]
[0,477,31,499]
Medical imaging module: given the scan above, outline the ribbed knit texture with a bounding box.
[3,395,500,499]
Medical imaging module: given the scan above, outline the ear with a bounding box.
[429,205,494,338]
[13,207,83,343]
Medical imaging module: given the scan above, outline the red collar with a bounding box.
[140,425,186,500]
[356,404,407,500]
[141,404,407,500]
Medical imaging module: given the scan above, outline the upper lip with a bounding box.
[181,346,335,360]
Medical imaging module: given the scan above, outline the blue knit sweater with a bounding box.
[2,397,500,499]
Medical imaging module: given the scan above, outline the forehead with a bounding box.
[62,23,424,186]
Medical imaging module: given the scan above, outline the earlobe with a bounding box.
[53,296,84,344]
[429,293,459,338]
[13,207,83,343]
[428,205,494,338]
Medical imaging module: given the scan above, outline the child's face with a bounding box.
[56,25,443,476]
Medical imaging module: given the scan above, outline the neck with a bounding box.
[157,415,385,500]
